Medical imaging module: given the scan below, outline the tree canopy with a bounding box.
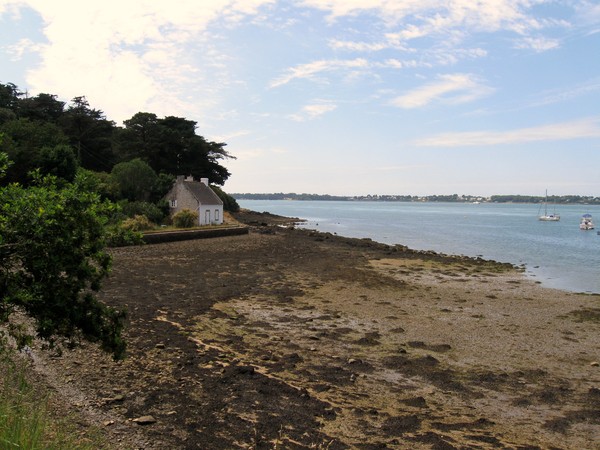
[0,82,235,187]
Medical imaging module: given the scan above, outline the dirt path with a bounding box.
[25,213,600,449]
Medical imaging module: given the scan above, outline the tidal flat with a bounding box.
[26,210,600,449]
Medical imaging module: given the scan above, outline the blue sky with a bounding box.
[1,0,599,196]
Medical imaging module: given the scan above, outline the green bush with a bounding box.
[172,209,198,228]
[120,200,166,224]
[121,214,154,232]
[0,172,127,359]
[105,225,144,247]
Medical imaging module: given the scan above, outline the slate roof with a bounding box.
[183,180,223,206]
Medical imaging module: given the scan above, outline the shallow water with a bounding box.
[239,200,600,294]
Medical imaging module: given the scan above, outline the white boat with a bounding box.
[580,214,594,230]
[538,190,560,221]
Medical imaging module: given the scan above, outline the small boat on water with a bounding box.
[580,214,594,230]
[538,190,560,221]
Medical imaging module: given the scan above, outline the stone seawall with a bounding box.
[142,226,249,244]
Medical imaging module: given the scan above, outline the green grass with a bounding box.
[0,352,106,450]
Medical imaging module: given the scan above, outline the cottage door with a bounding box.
[205,210,211,225]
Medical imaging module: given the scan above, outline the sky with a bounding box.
[1,0,599,197]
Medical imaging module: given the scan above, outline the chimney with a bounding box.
[200,178,209,186]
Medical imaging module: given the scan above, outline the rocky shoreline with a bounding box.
[20,210,600,449]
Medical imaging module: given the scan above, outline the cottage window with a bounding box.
[170,199,177,208]
[215,210,220,222]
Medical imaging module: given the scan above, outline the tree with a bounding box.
[111,158,159,202]
[59,96,116,172]
[0,118,71,185]
[38,144,78,182]
[116,112,161,163]
[19,92,65,123]
[0,160,126,359]
[115,112,235,185]
[0,82,21,111]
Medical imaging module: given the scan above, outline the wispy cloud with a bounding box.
[391,73,494,109]
[269,58,369,87]
[415,117,600,147]
[514,36,560,52]
[532,78,600,107]
[300,0,549,34]
[4,37,44,60]
[288,101,337,121]
[1,0,275,122]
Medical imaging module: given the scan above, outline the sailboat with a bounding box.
[538,190,560,221]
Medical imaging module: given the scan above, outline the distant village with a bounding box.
[233,193,600,205]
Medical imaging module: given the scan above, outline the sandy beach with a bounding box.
[25,210,600,449]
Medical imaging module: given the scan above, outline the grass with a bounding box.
[0,351,105,450]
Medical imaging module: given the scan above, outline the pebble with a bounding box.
[591,361,599,367]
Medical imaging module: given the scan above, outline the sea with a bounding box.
[238,200,600,295]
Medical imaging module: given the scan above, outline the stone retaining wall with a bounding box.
[142,226,249,244]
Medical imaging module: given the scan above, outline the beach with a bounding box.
[26,210,600,449]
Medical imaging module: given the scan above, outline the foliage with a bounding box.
[172,208,198,228]
[0,81,239,209]
[110,158,158,202]
[116,112,235,185]
[38,144,78,182]
[0,144,9,178]
[211,185,240,212]
[75,168,121,201]
[104,225,145,247]
[59,96,116,172]
[120,214,155,232]
[120,200,167,224]
[0,172,126,359]
[0,118,72,185]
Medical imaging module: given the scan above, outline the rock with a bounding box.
[155,343,166,349]
[102,394,125,404]
[133,415,156,425]
[591,361,599,367]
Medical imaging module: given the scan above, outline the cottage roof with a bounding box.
[183,180,223,206]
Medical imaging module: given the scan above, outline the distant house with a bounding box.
[164,176,224,226]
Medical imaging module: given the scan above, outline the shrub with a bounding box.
[120,200,166,224]
[173,209,198,228]
[105,225,144,247]
[120,214,154,232]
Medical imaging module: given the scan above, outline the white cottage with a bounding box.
[165,176,224,226]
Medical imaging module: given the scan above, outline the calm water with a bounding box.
[239,200,600,294]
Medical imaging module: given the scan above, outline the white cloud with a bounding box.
[2,0,275,122]
[514,36,560,52]
[3,37,43,60]
[391,73,493,109]
[288,101,337,121]
[532,78,600,107]
[300,0,541,33]
[415,117,600,147]
[269,58,369,87]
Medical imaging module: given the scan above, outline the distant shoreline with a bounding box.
[232,193,600,205]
